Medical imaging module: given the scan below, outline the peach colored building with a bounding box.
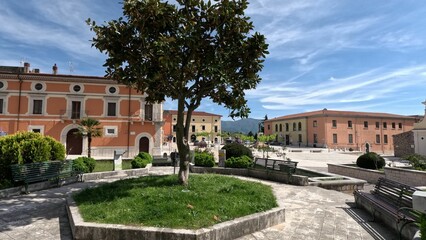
[264,109,417,154]
[0,63,163,158]
[163,110,222,144]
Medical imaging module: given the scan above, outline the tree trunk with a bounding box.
[176,97,193,185]
[87,136,92,158]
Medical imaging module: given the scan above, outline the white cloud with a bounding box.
[258,64,426,110]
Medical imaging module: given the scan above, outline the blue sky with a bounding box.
[1,1,426,120]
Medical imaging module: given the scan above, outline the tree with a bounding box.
[76,118,102,158]
[87,0,268,185]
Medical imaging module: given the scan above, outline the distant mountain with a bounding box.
[221,118,262,134]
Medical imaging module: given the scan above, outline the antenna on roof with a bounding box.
[68,61,74,74]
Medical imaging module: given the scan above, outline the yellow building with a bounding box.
[266,116,308,146]
[163,110,222,144]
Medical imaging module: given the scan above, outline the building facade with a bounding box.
[412,100,426,156]
[0,63,163,158]
[264,109,417,154]
[163,110,222,144]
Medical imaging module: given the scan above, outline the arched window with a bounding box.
[279,124,282,132]
[298,122,302,131]
[275,124,278,132]
[285,123,289,131]
[293,123,296,131]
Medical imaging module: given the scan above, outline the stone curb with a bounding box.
[67,196,285,240]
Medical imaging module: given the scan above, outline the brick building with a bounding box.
[264,109,417,154]
[0,63,163,158]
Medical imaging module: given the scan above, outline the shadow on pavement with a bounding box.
[341,203,397,240]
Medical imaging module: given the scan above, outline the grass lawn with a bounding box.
[93,160,133,172]
[73,174,278,229]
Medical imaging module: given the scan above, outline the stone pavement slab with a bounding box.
[0,167,396,240]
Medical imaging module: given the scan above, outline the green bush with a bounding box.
[404,154,426,171]
[221,143,253,160]
[45,136,66,160]
[356,152,385,170]
[225,155,253,168]
[194,151,214,167]
[131,152,153,169]
[0,132,65,182]
[72,157,96,173]
[73,157,89,173]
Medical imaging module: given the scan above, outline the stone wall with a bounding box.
[393,131,414,157]
[328,164,384,184]
[385,167,426,187]
[328,164,426,187]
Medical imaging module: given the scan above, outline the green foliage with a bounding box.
[76,118,102,158]
[73,158,88,173]
[87,0,268,182]
[194,151,214,167]
[356,152,385,170]
[404,154,426,171]
[0,132,65,181]
[420,213,426,240]
[73,174,277,229]
[225,156,253,168]
[0,179,13,190]
[257,134,276,143]
[73,157,96,173]
[21,138,51,163]
[221,143,253,160]
[131,152,153,169]
[45,136,66,160]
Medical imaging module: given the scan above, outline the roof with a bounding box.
[164,110,222,117]
[265,109,416,123]
[0,71,118,85]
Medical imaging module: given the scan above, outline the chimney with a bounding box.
[52,63,58,75]
[23,62,30,73]
[33,69,40,73]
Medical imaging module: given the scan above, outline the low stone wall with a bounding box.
[385,167,426,187]
[328,164,384,184]
[190,166,309,186]
[67,196,285,240]
[82,167,150,181]
[328,164,426,187]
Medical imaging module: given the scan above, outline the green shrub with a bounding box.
[420,213,426,240]
[356,152,385,170]
[21,138,51,163]
[131,152,153,169]
[73,157,89,173]
[45,136,66,161]
[404,154,426,171]
[221,143,253,160]
[225,155,253,168]
[0,132,65,182]
[194,151,214,167]
[131,157,150,168]
[72,157,96,173]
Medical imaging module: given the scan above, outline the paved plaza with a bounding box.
[0,150,400,240]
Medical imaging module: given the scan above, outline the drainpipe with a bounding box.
[16,74,23,132]
[127,87,131,158]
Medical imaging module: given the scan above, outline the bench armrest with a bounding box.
[397,207,422,223]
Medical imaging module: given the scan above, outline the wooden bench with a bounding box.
[290,149,303,152]
[310,150,322,153]
[11,160,75,193]
[354,178,421,239]
[278,161,298,174]
[254,158,298,175]
[152,156,173,166]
